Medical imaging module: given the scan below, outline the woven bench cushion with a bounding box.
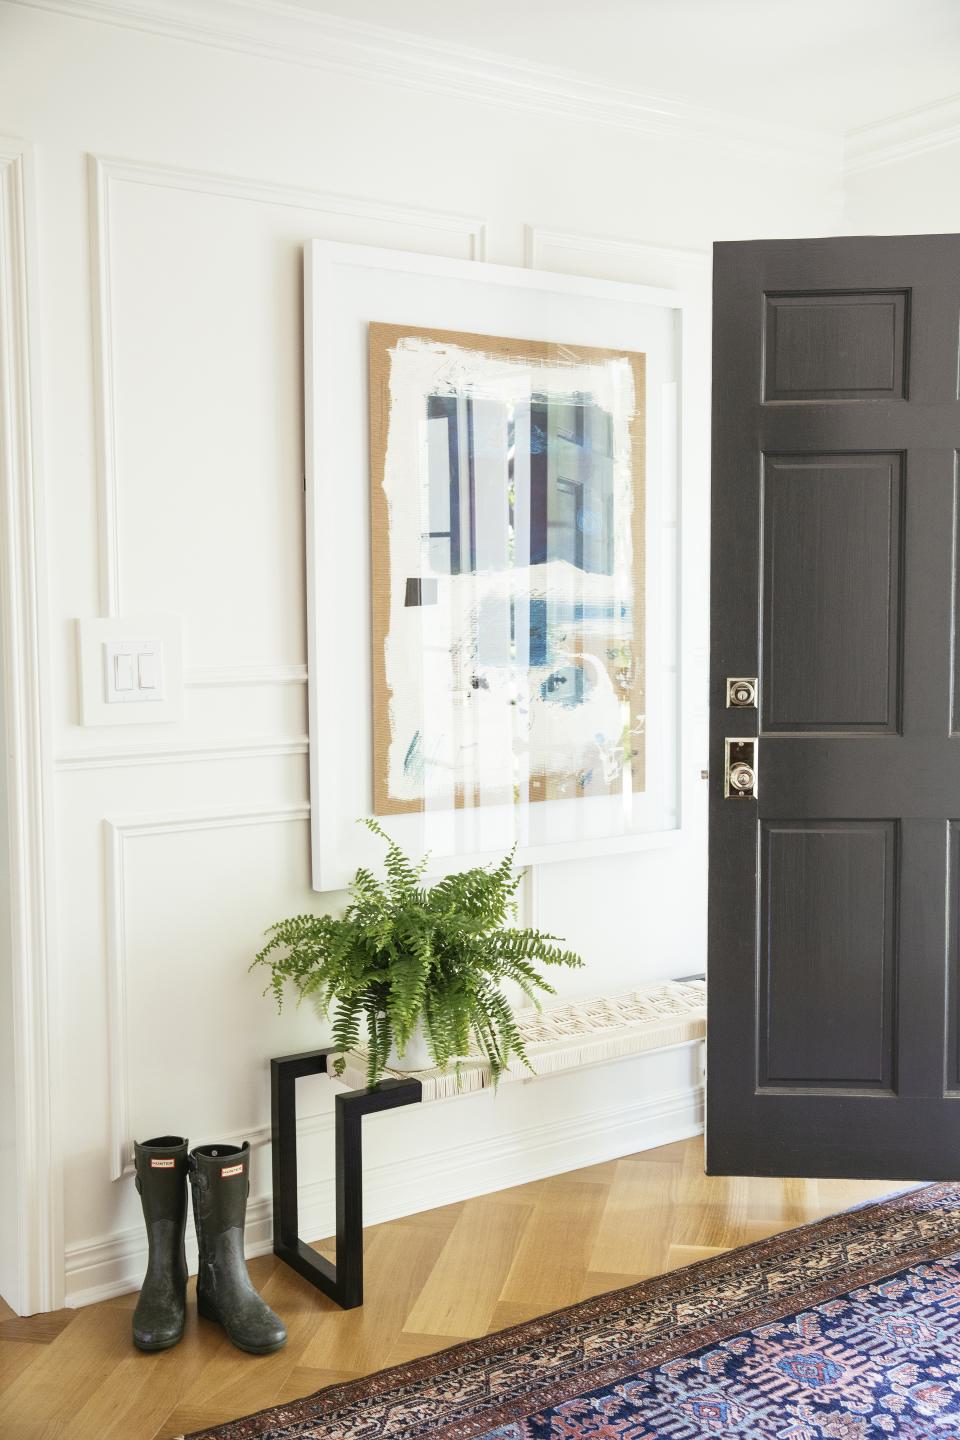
[335,977,706,1100]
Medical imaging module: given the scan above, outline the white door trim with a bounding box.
[0,137,63,1315]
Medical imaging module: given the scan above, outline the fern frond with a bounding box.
[252,830,582,1086]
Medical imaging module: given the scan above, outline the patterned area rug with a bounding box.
[183,1184,960,1440]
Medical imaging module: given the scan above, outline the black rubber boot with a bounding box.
[189,1141,287,1355]
[132,1135,189,1351]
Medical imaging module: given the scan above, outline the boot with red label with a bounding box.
[132,1135,189,1350]
[188,1141,287,1355]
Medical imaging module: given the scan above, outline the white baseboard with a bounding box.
[65,1078,703,1308]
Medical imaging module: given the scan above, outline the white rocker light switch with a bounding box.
[105,640,164,704]
[137,648,159,693]
[114,652,134,692]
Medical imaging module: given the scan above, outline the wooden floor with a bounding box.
[0,1137,903,1440]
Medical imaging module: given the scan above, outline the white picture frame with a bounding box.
[305,239,700,892]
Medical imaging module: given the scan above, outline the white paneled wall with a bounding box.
[0,0,845,1312]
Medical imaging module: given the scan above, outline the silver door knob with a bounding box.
[729,762,755,792]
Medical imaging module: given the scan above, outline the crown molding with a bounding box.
[16,2,960,177]
[11,0,838,164]
[844,93,960,175]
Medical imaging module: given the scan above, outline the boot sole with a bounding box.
[133,1330,184,1352]
[228,1335,287,1356]
[197,1297,286,1355]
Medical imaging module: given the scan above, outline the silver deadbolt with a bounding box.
[726,676,758,708]
[724,738,758,798]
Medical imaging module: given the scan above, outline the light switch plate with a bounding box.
[78,616,183,726]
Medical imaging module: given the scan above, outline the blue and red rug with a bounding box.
[187,1184,960,1440]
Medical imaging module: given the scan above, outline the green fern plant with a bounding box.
[252,820,582,1088]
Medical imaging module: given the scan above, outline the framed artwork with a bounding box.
[369,322,646,817]
[305,241,694,891]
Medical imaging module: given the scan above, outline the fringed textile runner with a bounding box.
[182,1182,960,1439]
[336,977,706,1099]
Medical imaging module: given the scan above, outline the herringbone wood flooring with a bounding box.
[0,1138,903,1440]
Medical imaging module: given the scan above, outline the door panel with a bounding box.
[758,820,897,1091]
[762,290,910,402]
[708,235,960,1180]
[946,823,960,1093]
[761,453,902,731]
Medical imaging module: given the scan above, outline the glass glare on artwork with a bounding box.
[369,324,646,816]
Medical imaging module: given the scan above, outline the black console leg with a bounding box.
[270,1048,421,1309]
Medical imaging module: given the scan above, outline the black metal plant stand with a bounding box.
[270,1047,422,1308]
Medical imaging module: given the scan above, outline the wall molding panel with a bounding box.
[88,153,122,619]
[17,1,836,165]
[66,1064,704,1306]
[87,151,486,623]
[525,225,710,288]
[56,734,308,771]
[0,138,63,1314]
[184,663,309,690]
[104,802,311,1182]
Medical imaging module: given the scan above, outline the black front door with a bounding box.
[708,235,960,1180]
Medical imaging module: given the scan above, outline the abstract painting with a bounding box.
[369,322,646,817]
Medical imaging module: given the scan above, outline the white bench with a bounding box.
[337,977,707,1098]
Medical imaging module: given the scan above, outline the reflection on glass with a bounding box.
[369,325,646,820]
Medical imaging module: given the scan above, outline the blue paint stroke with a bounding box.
[545,601,630,625]
[403,730,423,783]
[529,597,549,667]
[539,664,593,708]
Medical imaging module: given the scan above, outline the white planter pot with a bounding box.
[387,1020,433,1072]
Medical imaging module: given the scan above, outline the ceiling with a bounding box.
[284,0,960,135]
